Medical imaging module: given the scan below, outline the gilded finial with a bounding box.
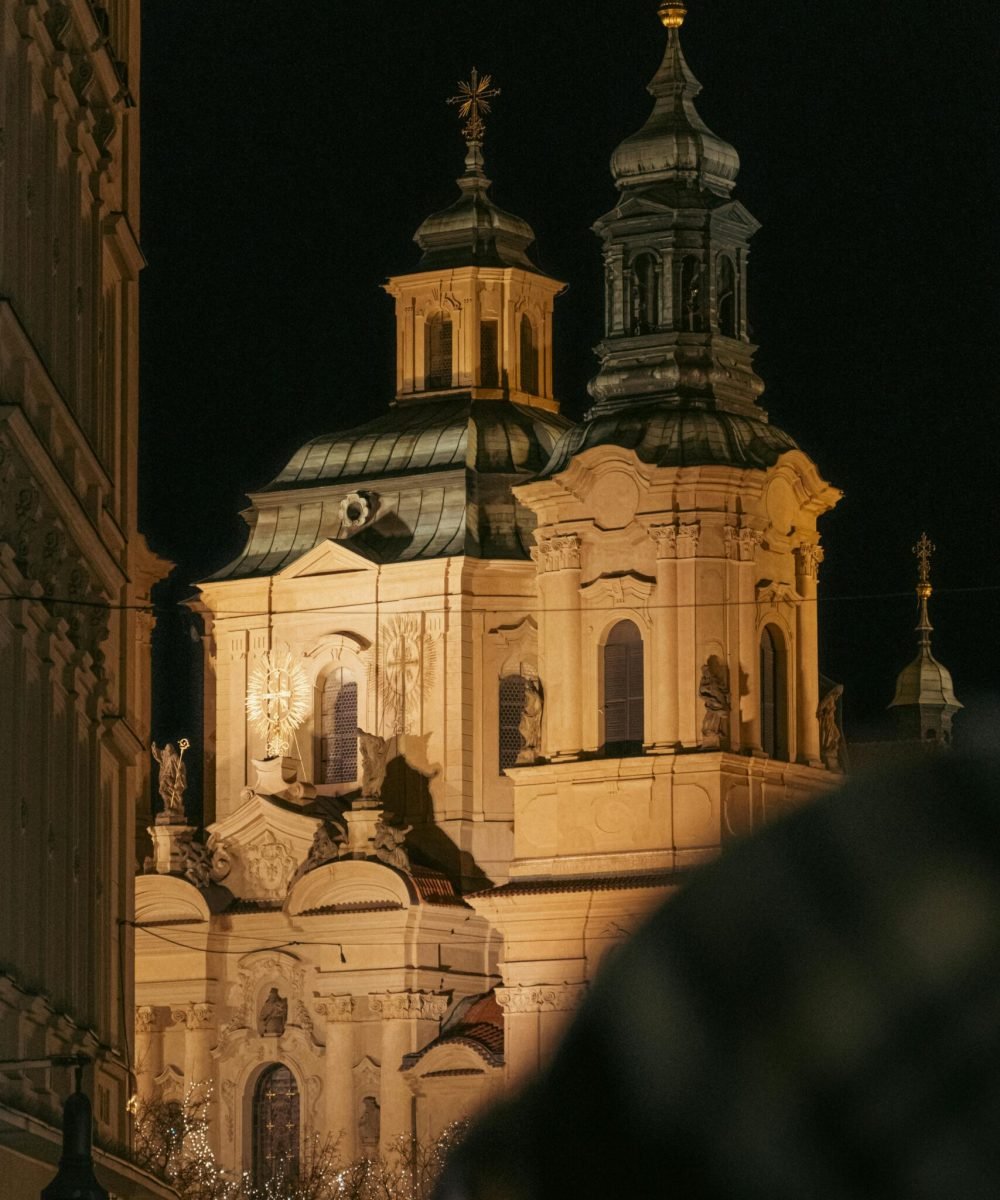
[658,1,688,28]
[913,531,935,600]
[448,67,500,144]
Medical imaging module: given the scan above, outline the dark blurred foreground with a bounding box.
[438,748,1000,1199]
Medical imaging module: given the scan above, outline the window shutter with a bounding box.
[498,675,527,772]
[604,644,630,744]
[321,669,357,783]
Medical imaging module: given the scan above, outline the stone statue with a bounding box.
[699,658,730,748]
[373,818,412,872]
[516,675,544,765]
[290,823,345,884]
[152,739,189,823]
[259,987,287,1037]
[357,728,390,801]
[359,1095,380,1149]
[817,683,845,771]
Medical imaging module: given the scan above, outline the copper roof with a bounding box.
[403,990,504,1071]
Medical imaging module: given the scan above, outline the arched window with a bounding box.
[321,668,357,783]
[603,620,644,756]
[680,256,702,332]
[717,255,737,337]
[498,674,527,773]
[760,626,788,760]
[630,252,660,333]
[519,314,538,394]
[253,1064,300,1187]
[480,320,499,388]
[426,313,453,390]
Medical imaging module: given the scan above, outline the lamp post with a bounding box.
[19,1055,110,1200]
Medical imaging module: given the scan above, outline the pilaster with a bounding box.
[495,984,588,1088]
[675,521,701,746]
[369,992,448,1155]
[316,996,357,1160]
[794,543,823,766]
[531,533,582,761]
[647,523,679,750]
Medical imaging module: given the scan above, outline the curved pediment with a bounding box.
[135,874,211,923]
[285,859,415,916]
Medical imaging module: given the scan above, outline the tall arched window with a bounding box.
[630,252,660,333]
[603,620,644,756]
[253,1064,300,1187]
[717,254,737,337]
[426,313,453,390]
[680,256,702,332]
[498,674,527,773]
[519,314,538,394]
[760,626,788,761]
[321,668,357,783]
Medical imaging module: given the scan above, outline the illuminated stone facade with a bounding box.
[135,13,841,1181]
[0,2,168,1196]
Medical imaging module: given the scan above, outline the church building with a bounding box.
[135,3,846,1182]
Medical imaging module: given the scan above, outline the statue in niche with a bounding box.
[817,683,845,771]
[259,987,288,1036]
[699,658,730,748]
[359,1095,380,1150]
[373,818,412,872]
[152,738,189,824]
[516,675,544,764]
[357,728,390,801]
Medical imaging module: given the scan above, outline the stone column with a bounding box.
[134,1005,161,1103]
[369,992,448,1156]
[675,522,701,747]
[531,534,582,761]
[795,543,824,766]
[729,526,765,753]
[175,1003,215,1100]
[496,985,588,1089]
[648,524,679,750]
[316,996,357,1161]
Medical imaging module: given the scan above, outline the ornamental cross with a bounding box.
[448,67,500,143]
[913,531,935,588]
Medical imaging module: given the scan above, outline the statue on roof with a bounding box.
[817,683,845,772]
[358,729,390,801]
[517,675,544,764]
[699,659,730,749]
[374,818,412,872]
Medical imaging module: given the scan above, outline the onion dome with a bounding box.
[414,140,539,272]
[888,534,962,745]
[610,6,739,197]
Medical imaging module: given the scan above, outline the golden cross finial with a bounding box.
[913,531,935,598]
[448,68,500,144]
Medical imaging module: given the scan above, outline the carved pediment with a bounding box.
[756,579,799,607]
[580,571,656,619]
[277,537,377,580]
[208,796,322,901]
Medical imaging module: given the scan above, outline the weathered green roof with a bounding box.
[539,404,797,478]
[207,397,572,580]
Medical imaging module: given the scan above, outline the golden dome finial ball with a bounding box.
[658,2,688,28]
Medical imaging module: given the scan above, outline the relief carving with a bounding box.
[494,984,587,1014]
[244,830,297,897]
[530,532,581,574]
[369,992,448,1022]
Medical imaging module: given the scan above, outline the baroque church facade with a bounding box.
[0,2,170,1197]
[136,4,849,1181]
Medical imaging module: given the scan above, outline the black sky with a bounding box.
[139,0,998,744]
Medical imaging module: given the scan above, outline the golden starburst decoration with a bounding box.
[246,646,311,759]
[448,67,500,143]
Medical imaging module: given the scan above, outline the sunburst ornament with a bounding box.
[246,646,311,758]
[447,67,500,144]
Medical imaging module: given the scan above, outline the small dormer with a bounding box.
[383,74,564,412]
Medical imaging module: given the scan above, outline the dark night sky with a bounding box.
[139,1,998,745]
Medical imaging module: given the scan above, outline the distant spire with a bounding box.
[888,532,962,744]
[913,531,935,649]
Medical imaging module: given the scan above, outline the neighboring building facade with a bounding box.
[0,2,168,1196]
[135,5,845,1182]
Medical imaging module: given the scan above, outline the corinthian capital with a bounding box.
[171,1002,214,1030]
[369,992,448,1021]
[495,983,588,1015]
[647,523,678,560]
[135,1005,157,1033]
[315,995,355,1023]
[530,533,581,574]
[795,542,824,579]
[675,521,701,559]
[725,524,765,563]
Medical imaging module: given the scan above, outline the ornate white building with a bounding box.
[0,2,169,1196]
[135,4,843,1184]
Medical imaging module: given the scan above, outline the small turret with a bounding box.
[888,533,962,745]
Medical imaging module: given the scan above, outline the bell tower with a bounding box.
[589,1,763,416]
[384,70,564,410]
